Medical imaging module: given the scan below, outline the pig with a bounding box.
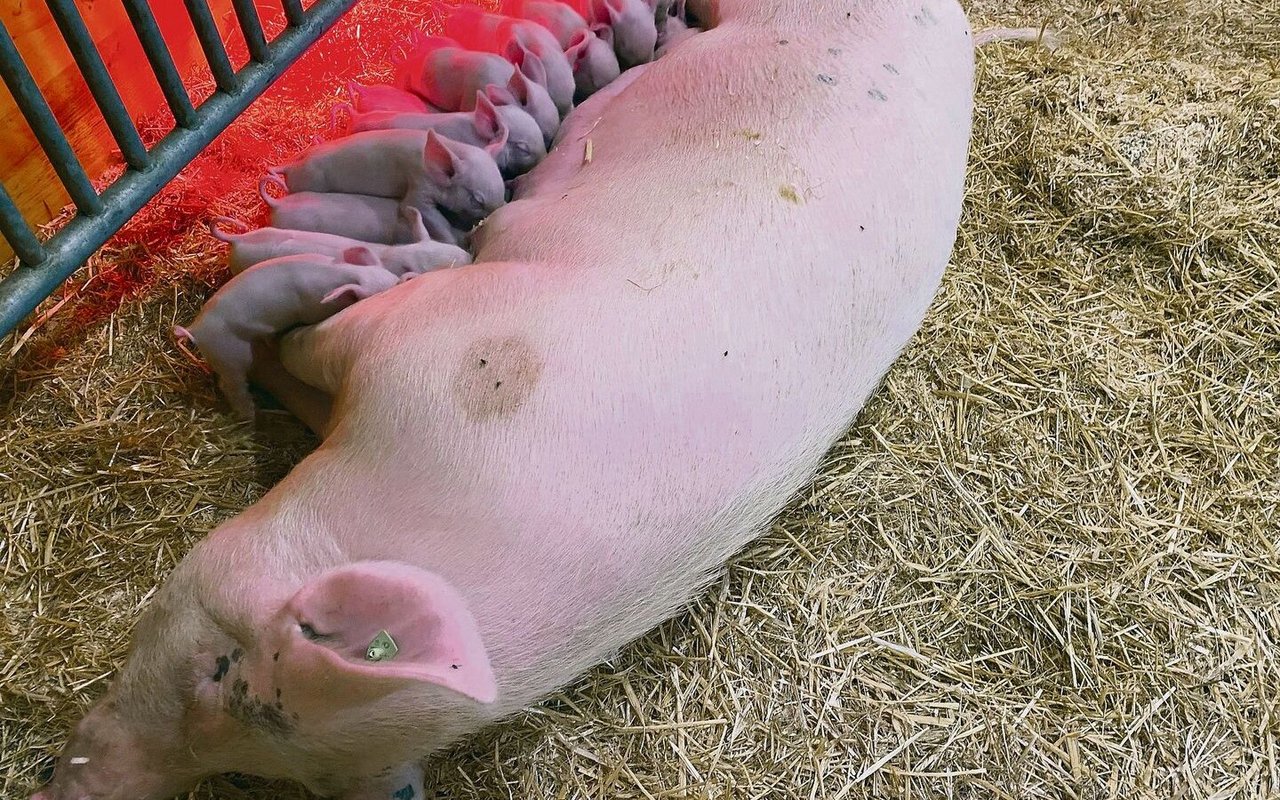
[565,26,622,100]
[260,176,419,245]
[443,7,576,118]
[340,92,546,177]
[346,81,429,113]
[173,247,405,420]
[207,208,471,276]
[269,129,507,240]
[395,35,560,147]
[567,0,658,68]
[31,1,978,799]
[499,1,623,100]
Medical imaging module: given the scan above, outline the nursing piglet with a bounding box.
[270,129,506,242]
[208,208,470,275]
[394,35,560,146]
[346,81,429,113]
[568,0,657,68]
[260,177,418,245]
[499,0,622,98]
[341,93,545,177]
[443,7,575,117]
[173,248,402,420]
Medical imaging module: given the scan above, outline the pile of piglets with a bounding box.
[177,0,700,420]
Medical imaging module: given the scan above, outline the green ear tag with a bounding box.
[366,630,399,662]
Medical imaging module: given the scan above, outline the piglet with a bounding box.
[568,0,657,68]
[174,247,404,420]
[341,92,546,177]
[269,129,507,241]
[260,176,418,245]
[655,1,700,57]
[565,26,622,100]
[394,34,560,147]
[443,7,575,118]
[207,208,471,276]
[346,81,429,113]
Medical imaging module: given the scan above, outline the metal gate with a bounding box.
[0,0,359,338]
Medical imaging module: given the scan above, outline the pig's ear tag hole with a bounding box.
[366,630,399,662]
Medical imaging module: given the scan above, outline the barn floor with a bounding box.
[2,1,1278,798]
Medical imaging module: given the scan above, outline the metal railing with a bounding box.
[0,0,359,338]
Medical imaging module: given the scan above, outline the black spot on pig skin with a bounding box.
[817,74,838,86]
[227,678,294,736]
[273,652,280,662]
[868,88,888,101]
[884,63,900,75]
[212,656,231,683]
[393,785,416,800]
[231,649,243,662]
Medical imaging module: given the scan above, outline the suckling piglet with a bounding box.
[208,208,471,276]
[260,176,418,245]
[269,129,507,243]
[567,0,658,68]
[173,248,403,420]
[443,7,576,118]
[342,93,546,177]
[394,34,560,147]
[346,81,429,113]
[499,0,624,97]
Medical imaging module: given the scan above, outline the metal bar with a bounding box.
[0,21,103,216]
[230,0,271,62]
[0,183,46,266]
[119,0,198,128]
[45,0,150,171]
[281,0,307,28]
[0,0,360,337]
[183,0,239,95]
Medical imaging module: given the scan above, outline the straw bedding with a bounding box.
[2,1,1277,797]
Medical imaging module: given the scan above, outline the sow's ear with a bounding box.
[275,561,497,704]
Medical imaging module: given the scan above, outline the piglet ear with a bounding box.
[472,92,502,141]
[504,70,532,104]
[280,561,497,704]
[518,50,548,87]
[591,22,614,47]
[485,83,516,108]
[565,29,591,67]
[422,130,461,180]
[340,246,380,266]
[321,283,374,306]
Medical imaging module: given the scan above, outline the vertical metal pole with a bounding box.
[45,0,150,171]
[0,182,46,266]
[230,0,271,62]
[119,0,198,128]
[184,0,240,95]
[281,0,307,28]
[0,21,103,216]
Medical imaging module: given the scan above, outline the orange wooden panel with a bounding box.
[0,0,237,264]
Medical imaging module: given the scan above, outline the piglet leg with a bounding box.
[248,339,334,437]
[204,336,256,421]
[338,762,425,800]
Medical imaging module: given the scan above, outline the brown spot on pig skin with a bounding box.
[779,185,803,205]
[452,337,543,422]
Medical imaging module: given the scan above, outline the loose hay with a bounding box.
[2,1,1279,798]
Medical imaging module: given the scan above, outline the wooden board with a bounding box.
[0,0,237,264]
